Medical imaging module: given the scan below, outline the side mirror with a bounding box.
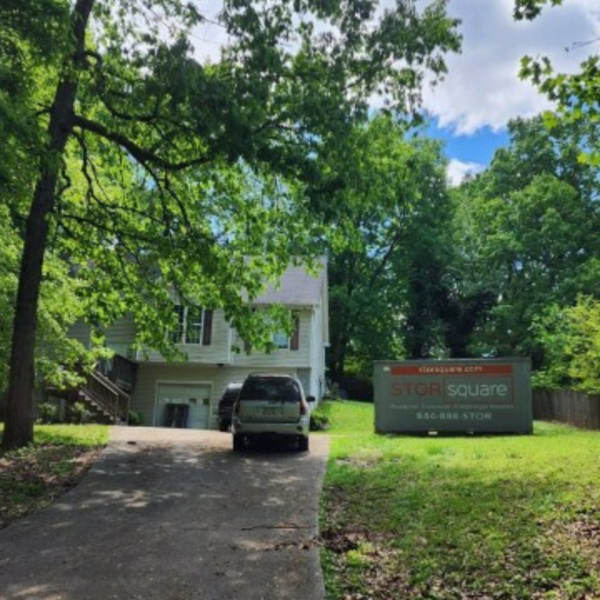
[307,395,316,404]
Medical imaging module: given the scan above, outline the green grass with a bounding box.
[32,424,108,447]
[320,400,600,600]
[0,424,108,529]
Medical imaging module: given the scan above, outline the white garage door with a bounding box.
[156,383,211,429]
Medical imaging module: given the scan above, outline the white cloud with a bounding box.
[188,0,599,136]
[423,0,600,135]
[447,159,485,186]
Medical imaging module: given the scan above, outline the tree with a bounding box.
[515,0,600,165]
[326,115,452,379]
[534,297,600,394]
[513,0,564,20]
[1,0,460,449]
[449,116,600,363]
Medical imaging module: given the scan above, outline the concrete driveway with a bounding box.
[0,427,330,600]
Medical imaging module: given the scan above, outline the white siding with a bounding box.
[105,315,137,357]
[68,316,136,357]
[67,322,91,348]
[309,302,327,401]
[232,310,312,369]
[295,304,326,401]
[141,309,232,364]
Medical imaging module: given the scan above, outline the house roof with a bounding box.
[253,258,327,306]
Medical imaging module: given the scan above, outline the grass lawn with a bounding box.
[318,401,600,600]
[0,424,108,529]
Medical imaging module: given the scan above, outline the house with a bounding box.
[64,259,329,429]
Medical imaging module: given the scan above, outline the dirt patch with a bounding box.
[0,445,103,529]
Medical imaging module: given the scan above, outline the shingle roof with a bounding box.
[253,257,327,306]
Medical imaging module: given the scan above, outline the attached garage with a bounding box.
[154,382,212,429]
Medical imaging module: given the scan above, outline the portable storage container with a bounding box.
[373,358,532,434]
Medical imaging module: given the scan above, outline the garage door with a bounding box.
[156,383,211,429]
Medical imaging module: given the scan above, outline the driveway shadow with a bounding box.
[0,430,329,600]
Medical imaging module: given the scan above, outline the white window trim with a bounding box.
[168,306,204,345]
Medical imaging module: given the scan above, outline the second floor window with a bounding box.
[272,316,300,351]
[168,306,213,345]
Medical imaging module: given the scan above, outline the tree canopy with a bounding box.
[447,116,600,364]
[515,0,600,165]
[0,0,460,448]
[326,115,452,382]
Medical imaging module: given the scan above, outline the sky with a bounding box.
[192,0,599,185]
[422,0,599,184]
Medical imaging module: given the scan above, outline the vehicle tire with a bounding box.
[218,420,229,432]
[298,436,309,452]
[233,434,245,452]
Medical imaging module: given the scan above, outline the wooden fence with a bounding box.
[533,388,600,430]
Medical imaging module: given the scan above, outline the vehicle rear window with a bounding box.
[239,378,301,403]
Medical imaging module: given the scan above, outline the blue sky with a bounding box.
[430,123,509,166]
[419,0,598,184]
[427,119,510,182]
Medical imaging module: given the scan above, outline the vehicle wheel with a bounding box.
[218,420,229,432]
[298,436,309,452]
[233,434,245,452]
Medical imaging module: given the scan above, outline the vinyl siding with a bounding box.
[141,309,231,364]
[105,315,137,358]
[231,310,312,369]
[67,322,91,348]
[309,302,327,400]
[67,317,136,357]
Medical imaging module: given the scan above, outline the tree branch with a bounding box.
[72,114,212,171]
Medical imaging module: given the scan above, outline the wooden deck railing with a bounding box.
[82,370,130,422]
[98,355,138,391]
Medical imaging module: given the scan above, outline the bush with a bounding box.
[37,402,59,424]
[128,410,143,426]
[71,401,92,424]
[310,408,330,431]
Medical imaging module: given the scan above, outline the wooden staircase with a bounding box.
[77,369,131,423]
[46,355,138,424]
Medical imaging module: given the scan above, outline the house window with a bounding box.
[185,306,203,344]
[272,316,300,351]
[272,330,289,349]
[168,305,186,344]
[168,306,213,346]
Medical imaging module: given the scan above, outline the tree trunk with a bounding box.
[1,0,94,451]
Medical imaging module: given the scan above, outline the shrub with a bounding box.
[71,401,92,424]
[310,408,330,431]
[128,410,143,426]
[37,402,59,424]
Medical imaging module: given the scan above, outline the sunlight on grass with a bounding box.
[321,400,600,600]
[34,424,109,447]
[0,423,109,448]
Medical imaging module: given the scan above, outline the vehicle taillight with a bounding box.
[234,401,240,415]
[299,401,307,416]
